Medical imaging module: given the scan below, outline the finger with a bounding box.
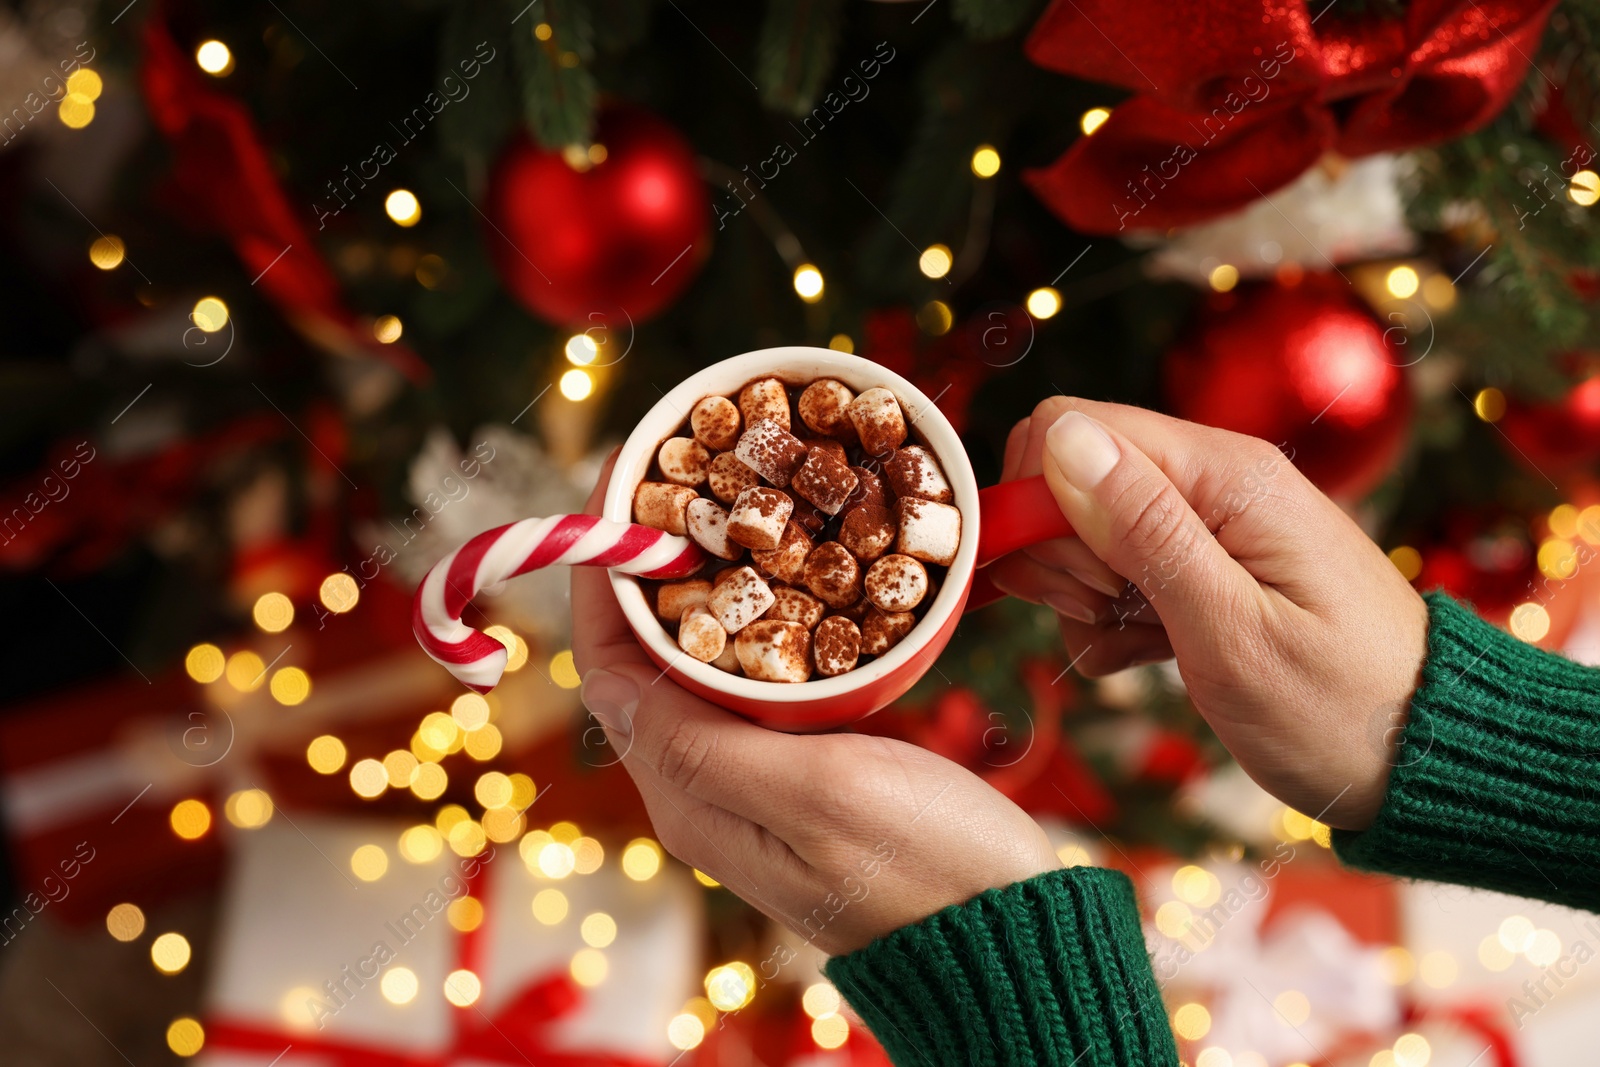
[579,661,815,829]
[1020,536,1127,598]
[1020,398,1319,583]
[1054,616,1175,678]
[571,448,654,676]
[987,552,1117,626]
[1039,408,1262,650]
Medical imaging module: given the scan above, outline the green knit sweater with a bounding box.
[825,592,1600,1065]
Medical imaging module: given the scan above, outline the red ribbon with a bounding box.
[205,861,655,1067]
[1023,0,1556,233]
[139,17,429,383]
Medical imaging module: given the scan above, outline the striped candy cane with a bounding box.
[413,515,704,692]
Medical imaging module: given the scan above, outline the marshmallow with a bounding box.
[789,492,828,534]
[690,395,742,451]
[763,584,825,629]
[678,604,728,663]
[656,579,710,623]
[738,377,791,432]
[798,379,858,443]
[894,497,962,567]
[860,609,915,655]
[801,438,849,465]
[847,388,907,457]
[803,541,862,609]
[789,449,859,516]
[710,639,742,674]
[843,466,888,511]
[813,616,861,677]
[707,452,759,504]
[734,419,809,487]
[834,596,872,622]
[633,481,699,535]
[839,504,895,562]
[686,498,744,561]
[734,620,811,683]
[864,553,929,613]
[707,566,775,633]
[657,437,712,488]
[883,445,953,504]
[727,486,794,550]
[750,520,813,583]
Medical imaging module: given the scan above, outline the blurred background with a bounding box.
[3,0,1600,1064]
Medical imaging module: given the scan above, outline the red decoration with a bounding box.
[859,306,1012,435]
[1023,0,1556,233]
[858,661,1119,826]
[1412,508,1588,648]
[1497,370,1600,475]
[139,20,428,382]
[1163,273,1413,501]
[485,105,709,326]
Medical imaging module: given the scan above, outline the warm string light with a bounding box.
[828,333,853,353]
[170,799,211,840]
[373,315,403,344]
[385,189,422,227]
[1027,287,1061,319]
[1570,169,1600,207]
[548,649,582,688]
[195,40,234,76]
[559,369,594,400]
[167,1018,205,1057]
[152,932,192,974]
[970,145,1001,178]
[1385,265,1420,299]
[704,962,756,1011]
[918,244,953,280]
[1080,107,1111,135]
[793,264,824,303]
[59,73,99,129]
[107,903,145,941]
[89,235,125,270]
[1472,386,1505,422]
[192,296,230,333]
[1208,263,1239,292]
[224,789,274,829]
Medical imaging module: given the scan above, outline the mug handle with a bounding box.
[967,474,1075,612]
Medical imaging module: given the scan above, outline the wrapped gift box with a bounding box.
[199,814,701,1066]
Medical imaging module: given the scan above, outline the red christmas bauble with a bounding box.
[1163,273,1413,501]
[1497,371,1600,475]
[485,105,709,326]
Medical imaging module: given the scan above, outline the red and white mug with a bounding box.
[601,346,1072,731]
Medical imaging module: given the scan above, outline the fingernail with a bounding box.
[1066,566,1126,598]
[581,669,639,733]
[1046,411,1120,490]
[1043,591,1099,625]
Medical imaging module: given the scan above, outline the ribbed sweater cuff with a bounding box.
[1333,591,1600,911]
[823,867,1177,1067]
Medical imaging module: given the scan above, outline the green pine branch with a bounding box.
[756,0,847,116]
[508,0,598,146]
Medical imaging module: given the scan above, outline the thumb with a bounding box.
[1040,410,1256,639]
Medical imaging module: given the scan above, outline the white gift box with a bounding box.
[199,814,702,1066]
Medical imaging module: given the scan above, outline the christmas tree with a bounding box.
[3,0,1599,1062]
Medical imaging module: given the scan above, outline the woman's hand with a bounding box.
[573,452,1059,957]
[986,399,1429,830]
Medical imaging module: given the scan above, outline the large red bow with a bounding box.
[1023,0,1556,233]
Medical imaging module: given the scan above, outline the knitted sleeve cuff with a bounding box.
[823,866,1178,1067]
[1333,591,1600,911]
